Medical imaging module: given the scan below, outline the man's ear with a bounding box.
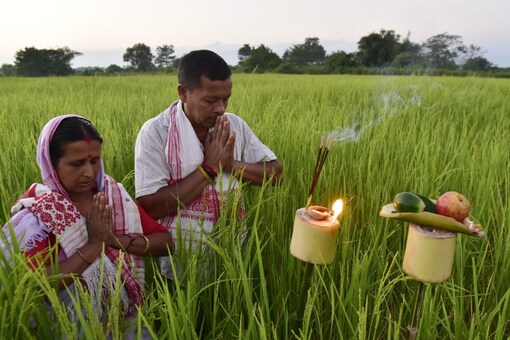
[177,84,187,102]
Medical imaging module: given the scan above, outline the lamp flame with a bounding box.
[332,199,343,220]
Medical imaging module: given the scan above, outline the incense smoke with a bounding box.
[327,89,422,147]
[307,88,422,206]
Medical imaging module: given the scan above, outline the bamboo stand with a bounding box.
[296,261,314,326]
[379,200,485,338]
[290,206,341,333]
[403,223,456,338]
[407,281,425,340]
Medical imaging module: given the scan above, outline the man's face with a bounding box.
[179,75,232,130]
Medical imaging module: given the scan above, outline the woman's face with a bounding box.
[55,140,102,198]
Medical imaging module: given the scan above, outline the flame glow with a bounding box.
[332,199,343,219]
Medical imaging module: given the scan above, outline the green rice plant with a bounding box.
[0,74,509,338]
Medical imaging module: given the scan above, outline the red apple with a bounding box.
[436,191,472,222]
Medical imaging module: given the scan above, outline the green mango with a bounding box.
[413,193,437,213]
[393,192,425,213]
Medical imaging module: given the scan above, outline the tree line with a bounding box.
[1,29,509,77]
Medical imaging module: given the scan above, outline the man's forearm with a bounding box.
[138,160,283,220]
[231,160,283,185]
[137,169,211,220]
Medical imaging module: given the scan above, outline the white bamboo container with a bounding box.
[290,207,340,265]
[403,223,457,283]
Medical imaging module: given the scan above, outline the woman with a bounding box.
[1,114,173,320]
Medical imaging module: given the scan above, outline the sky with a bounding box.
[1,0,509,68]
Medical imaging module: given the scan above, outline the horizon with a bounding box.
[68,39,359,69]
[6,37,509,70]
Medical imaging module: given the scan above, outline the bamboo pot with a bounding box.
[403,223,457,283]
[290,207,340,265]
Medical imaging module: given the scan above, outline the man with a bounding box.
[134,49,282,280]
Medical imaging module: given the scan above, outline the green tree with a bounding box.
[79,67,104,76]
[15,47,44,76]
[421,33,465,69]
[238,44,253,65]
[357,29,402,67]
[172,57,181,68]
[462,57,493,71]
[463,44,485,61]
[325,51,359,71]
[458,44,492,71]
[0,64,16,76]
[14,46,81,77]
[392,32,423,67]
[154,44,175,68]
[242,44,281,73]
[283,37,326,66]
[105,64,123,74]
[123,43,154,72]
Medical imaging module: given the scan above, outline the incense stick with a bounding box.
[306,134,333,207]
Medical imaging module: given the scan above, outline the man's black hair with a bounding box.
[178,50,232,90]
